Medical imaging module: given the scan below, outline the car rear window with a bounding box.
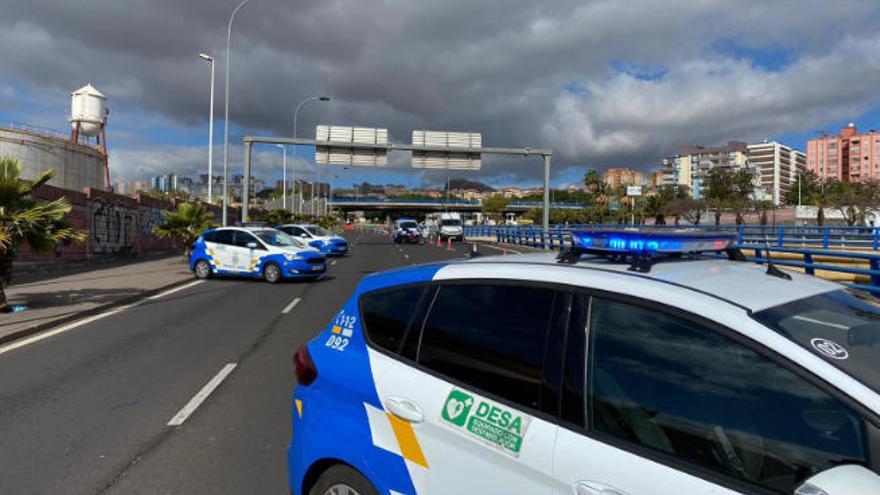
[360,286,427,354]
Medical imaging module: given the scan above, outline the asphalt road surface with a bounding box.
[0,230,486,495]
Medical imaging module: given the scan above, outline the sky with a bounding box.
[2,0,880,191]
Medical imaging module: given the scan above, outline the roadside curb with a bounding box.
[0,276,197,347]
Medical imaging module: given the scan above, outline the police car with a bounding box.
[189,226,326,282]
[288,230,880,495]
[277,224,349,256]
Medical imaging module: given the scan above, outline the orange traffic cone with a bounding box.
[436,236,442,247]
[446,238,453,251]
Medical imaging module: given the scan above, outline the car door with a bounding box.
[364,281,569,494]
[552,294,871,495]
[206,229,237,272]
[232,230,266,274]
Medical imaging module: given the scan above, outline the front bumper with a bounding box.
[283,259,327,278]
[322,243,349,256]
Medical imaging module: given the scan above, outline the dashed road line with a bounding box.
[330,260,337,266]
[281,297,302,314]
[167,363,237,426]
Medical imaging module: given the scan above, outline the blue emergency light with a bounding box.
[569,229,736,255]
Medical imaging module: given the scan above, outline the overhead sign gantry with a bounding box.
[240,129,554,232]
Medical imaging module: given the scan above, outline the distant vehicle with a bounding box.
[425,212,464,241]
[189,226,326,283]
[393,218,424,244]
[288,229,880,495]
[277,223,349,256]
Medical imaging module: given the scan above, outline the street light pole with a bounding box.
[276,144,287,211]
[198,53,215,203]
[222,0,259,226]
[293,95,330,217]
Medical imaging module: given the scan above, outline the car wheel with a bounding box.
[263,262,281,283]
[309,465,379,495]
[194,259,212,279]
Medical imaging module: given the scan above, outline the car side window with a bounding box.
[360,286,427,354]
[202,231,215,243]
[233,231,263,249]
[587,297,868,494]
[212,229,234,245]
[417,283,560,411]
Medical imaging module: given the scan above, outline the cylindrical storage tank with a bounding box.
[0,126,106,190]
[70,84,107,137]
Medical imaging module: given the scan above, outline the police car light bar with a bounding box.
[568,230,736,255]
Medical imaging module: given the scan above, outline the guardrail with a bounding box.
[463,224,880,294]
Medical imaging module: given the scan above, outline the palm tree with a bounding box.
[0,157,85,312]
[152,202,215,260]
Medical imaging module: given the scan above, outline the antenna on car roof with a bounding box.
[763,243,792,281]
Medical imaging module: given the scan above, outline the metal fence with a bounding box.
[463,224,880,294]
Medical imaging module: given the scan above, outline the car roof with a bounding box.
[437,252,839,313]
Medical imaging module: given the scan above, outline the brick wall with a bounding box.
[16,185,238,264]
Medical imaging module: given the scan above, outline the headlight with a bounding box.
[284,253,297,261]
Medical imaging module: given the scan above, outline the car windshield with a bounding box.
[399,221,418,229]
[304,225,330,236]
[753,289,880,394]
[440,219,461,226]
[254,230,298,247]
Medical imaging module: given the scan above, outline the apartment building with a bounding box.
[661,141,750,199]
[747,141,806,205]
[806,123,880,183]
[603,167,645,188]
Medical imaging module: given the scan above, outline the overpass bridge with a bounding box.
[328,197,584,212]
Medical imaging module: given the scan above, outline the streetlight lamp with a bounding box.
[222,0,269,226]
[198,53,215,203]
[276,144,287,211]
[292,95,330,217]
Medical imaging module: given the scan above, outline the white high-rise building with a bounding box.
[747,141,806,206]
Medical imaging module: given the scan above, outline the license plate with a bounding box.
[311,265,324,271]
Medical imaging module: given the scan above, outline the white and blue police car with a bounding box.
[189,226,326,283]
[277,224,349,257]
[288,230,880,495]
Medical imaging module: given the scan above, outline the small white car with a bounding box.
[289,230,880,495]
[189,226,326,282]
[276,223,349,256]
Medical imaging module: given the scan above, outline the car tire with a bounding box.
[194,259,212,279]
[263,262,282,283]
[309,464,379,495]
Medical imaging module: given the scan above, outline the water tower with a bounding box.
[69,84,110,190]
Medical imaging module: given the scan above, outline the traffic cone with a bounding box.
[436,236,442,247]
[503,248,508,256]
[446,238,453,251]
[472,243,477,255]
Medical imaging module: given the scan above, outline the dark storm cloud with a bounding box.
[2,0,880,182]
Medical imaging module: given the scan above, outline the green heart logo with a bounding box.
[441,390,473,427]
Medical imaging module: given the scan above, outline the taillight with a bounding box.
[294,346,317,385]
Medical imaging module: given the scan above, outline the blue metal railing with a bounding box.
[462,224,880,294]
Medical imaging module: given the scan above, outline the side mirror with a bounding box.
[246,242,258,249]
[795,465,880,495]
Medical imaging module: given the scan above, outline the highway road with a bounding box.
[0,229,476,495]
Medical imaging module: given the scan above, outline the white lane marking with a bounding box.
[167,363,237,426]
[282,297,301,314]
[147,280,204,300]
[0,280,205,357]
[330,260,337,266]
[404,254,410,259]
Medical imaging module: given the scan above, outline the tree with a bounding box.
[152,202,215,260]
[704,168,735,225]
[784,170,820,206]
[0,157,85,311]
[482,195,510,215]
[264,208,293,226]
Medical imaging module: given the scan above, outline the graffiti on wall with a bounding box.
[91,198,137,253]
[139,206,164,239]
